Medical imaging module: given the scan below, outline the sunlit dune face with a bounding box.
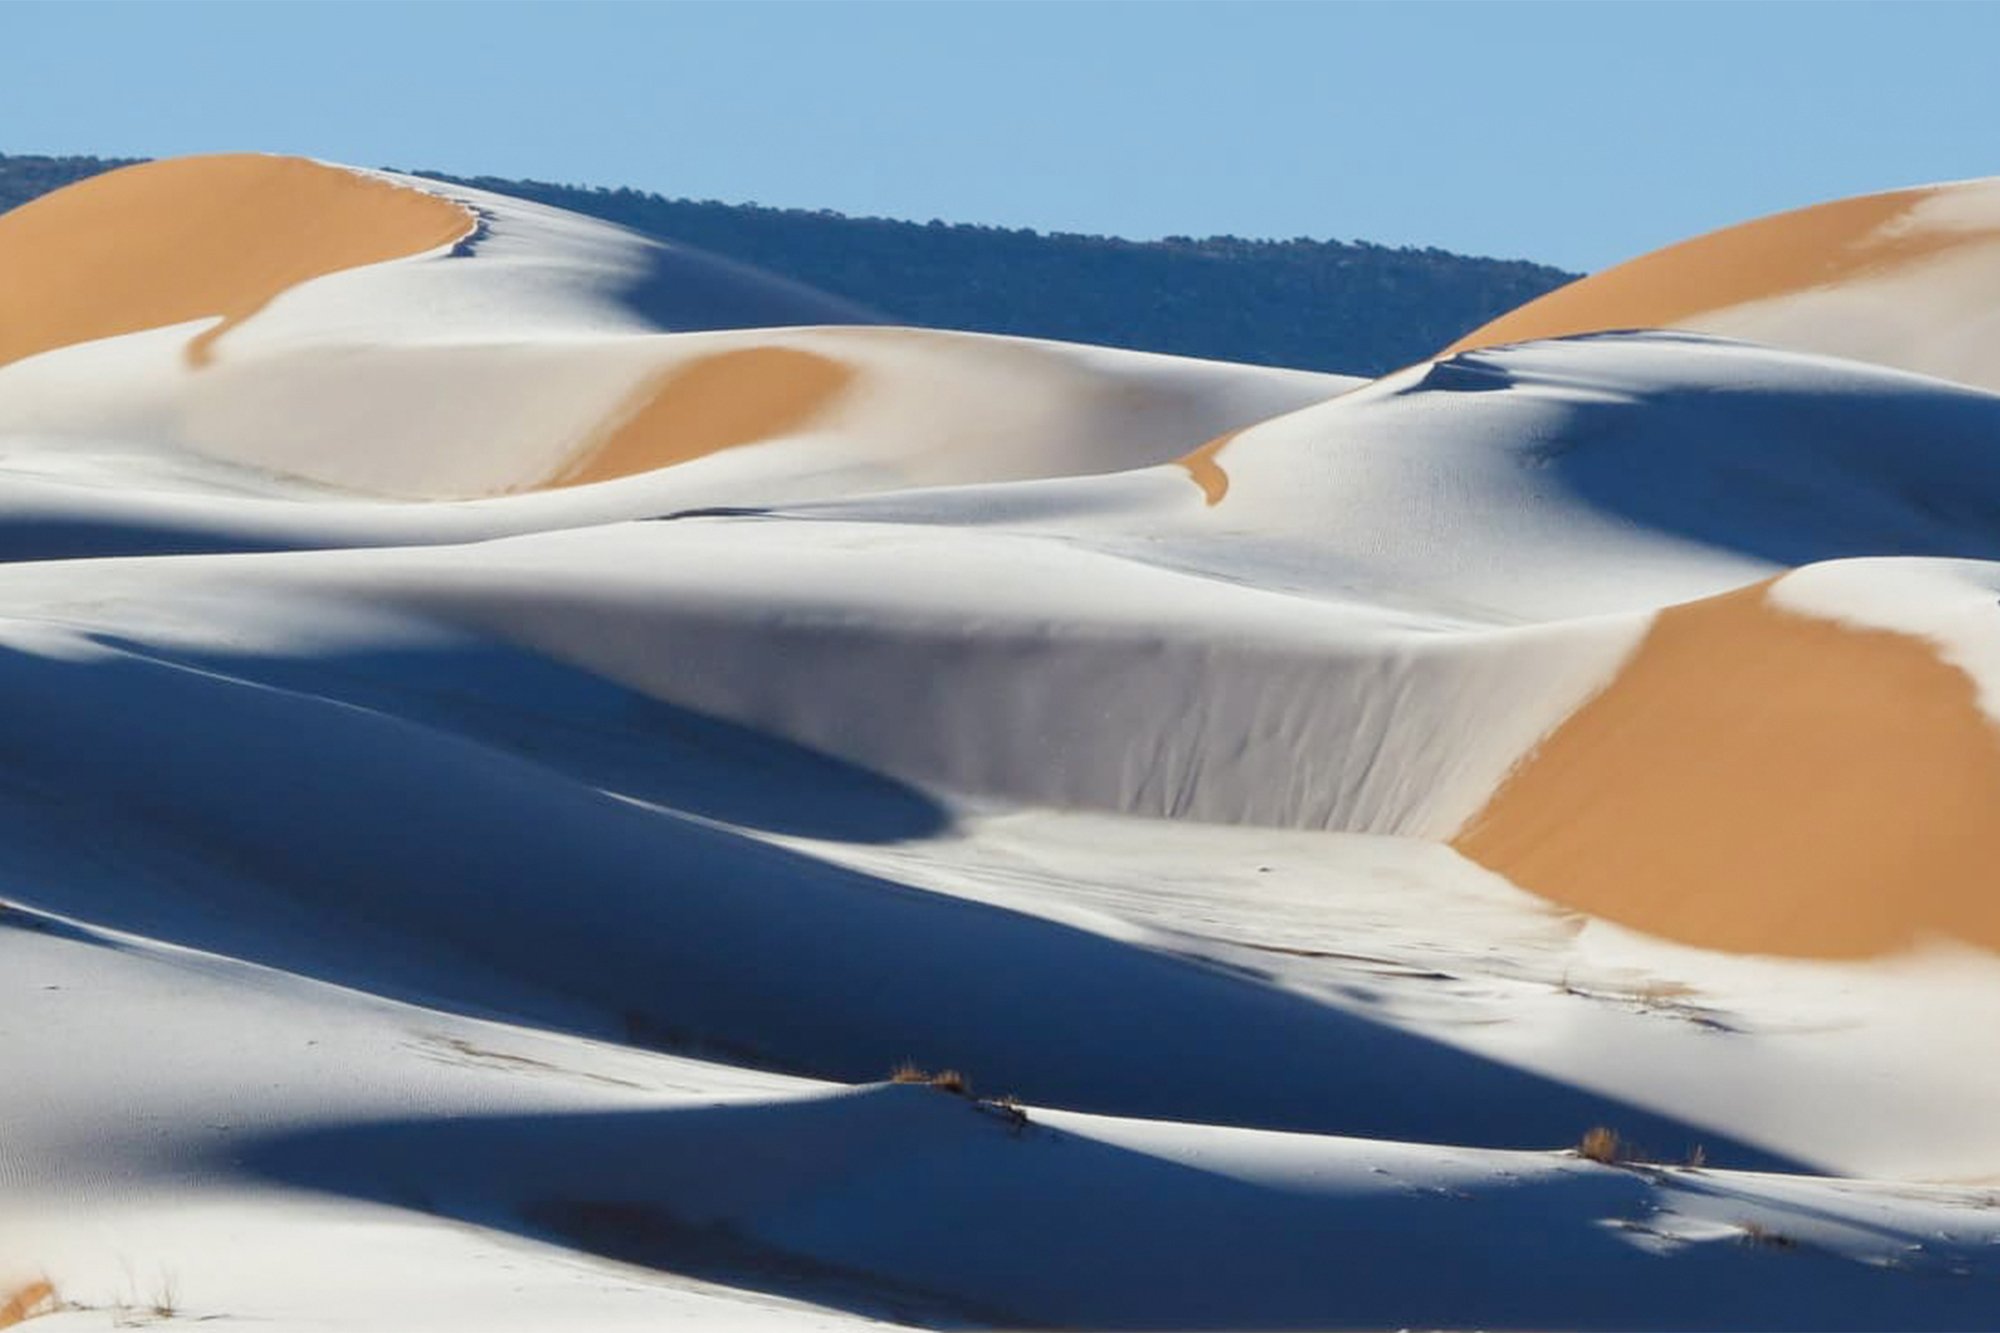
[1455,579,2000,958]
[1446,184,1993,354]
[0,154,472,370]
[547,345,857,487]
[1176,429,1240,505]
[0,1280,56,1328]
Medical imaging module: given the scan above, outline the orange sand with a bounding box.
[1455,580,2000,957]
[1446,184,1993,355]
[0,154,472,369]
[0,1280,54,1328]
[548,345,856,487]
[1176,429,1240,505]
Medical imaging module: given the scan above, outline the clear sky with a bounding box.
[5,1,1998,273]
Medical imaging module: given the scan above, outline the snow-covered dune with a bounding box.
[1457,561,2000,958]
[0,154,1344,500]
[1448,176,2000,392]
[7,158,2000,1331]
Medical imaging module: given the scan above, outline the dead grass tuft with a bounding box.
[1578,1126,1635,1165]
[1740,1220,1800,1250]
[147,1270,177,1321]
[888,1065,1035,1137]
[887,1064,970,1096]
[983,1094,1030,1133]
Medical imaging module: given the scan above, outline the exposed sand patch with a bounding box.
[1175,429,1240,505]
[546,346,857,488]
[1446,184,1993,354]
[0,153,472,369]
[0,1280,55,1328]
[1454,579,2000,957]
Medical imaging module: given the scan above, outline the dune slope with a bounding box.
[7,158,2000,1331]
[1457,567,2000,956]
[0,153,474,368]
[1449,177,2000,392]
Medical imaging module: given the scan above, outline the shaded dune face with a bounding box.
[0,153,472,369]
[1446,183,1995,355]
[546,346,858,488]
[1455,579,2000,958]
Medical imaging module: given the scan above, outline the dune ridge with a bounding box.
[1445,177,2000,393]
[0,154,471,370]
[1446,186,1940,352]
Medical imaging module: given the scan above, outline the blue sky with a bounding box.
[5,1,1997,272]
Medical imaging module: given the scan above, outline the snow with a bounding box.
[0,164,1345,501]
[6,155,2000,1330]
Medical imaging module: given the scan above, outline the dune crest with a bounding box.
[1445,178,2000,394]
[0,153,472,370]
[1455,576,2000,957]
[0,159,1345,500]
[1447,187,1935,351]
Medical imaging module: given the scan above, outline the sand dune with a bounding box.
[1448,177,2000,392]
[0,154,472,369]
[1153,332,2000,623]
[7,158,2000,1331]
[0,154,1343,500]
[1457,571,2000,956]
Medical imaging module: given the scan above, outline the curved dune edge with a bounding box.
[0,1280,55,1328]
[1173,370,1382,507]
[1445,184,1983,355]
[0,153,473,370]
[544,345,858,488]
[1175,428,1240,504]
[1453,578,2000,958]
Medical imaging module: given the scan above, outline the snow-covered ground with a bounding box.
[4,154,2000,1331]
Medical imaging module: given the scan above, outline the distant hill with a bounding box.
[0,151,1576,375]
[0,152,143,213]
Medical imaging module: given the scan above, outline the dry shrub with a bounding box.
[985,1094,1029,1132]
[1740,1220,1799,1249]
[887,1064,1030,1133]
[148,1270,178,1320]
[1578,1126,1626,1164]
[887,1063,970,1096]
